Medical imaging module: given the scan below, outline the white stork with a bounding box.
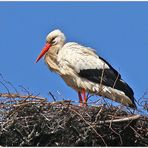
[35,29,136,108]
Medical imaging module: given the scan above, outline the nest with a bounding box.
[0,92,147,146]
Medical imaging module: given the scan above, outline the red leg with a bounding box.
[82,88,87,107]
[78,91,83,106]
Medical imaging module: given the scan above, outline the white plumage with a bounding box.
[36,29,136,108]
[58,42,110,72]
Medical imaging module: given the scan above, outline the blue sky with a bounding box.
[0,2,148,106]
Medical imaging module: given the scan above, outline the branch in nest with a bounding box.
[0,93,47,101]
[98,114,141,124]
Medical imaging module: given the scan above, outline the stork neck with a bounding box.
[44,45,62,73]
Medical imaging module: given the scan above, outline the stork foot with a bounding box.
[83,103,87,107]
[79,102,83,107]
[79,103,87,107]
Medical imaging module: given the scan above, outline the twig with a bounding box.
[98,62,105,94]
[130,126,144,140]
[48,91,56,101]
[94,104,104,123]
[109,126,123,145]
[0,93,47,101]
[97,114,141,124]
[112,72,120,88]
[0,74,18,94]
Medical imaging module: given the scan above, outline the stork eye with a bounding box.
[51,38,57,45]
[51,40,56,45]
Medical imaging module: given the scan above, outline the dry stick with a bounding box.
[112,72,120,89]
[94,105,104,123]
[137,92,148,112]
[69,107,107,146]
[0,74,19,94]
[130,126,144,140]
[19,85,31,96]
[86,92,94,103]
[27,124,37,140]
[0,81,15,106]
[0,80,10,95]
[97,63,114,108]
[109,125,123,145]
[98,62,105,94]
[97,114,141,124]
[48,91,56,101]
[111,73,120,104]
[12,101,42,107]
[0,93,47,101]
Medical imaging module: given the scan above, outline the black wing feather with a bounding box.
[78,56,134,101]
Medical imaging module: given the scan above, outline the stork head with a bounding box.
[35,29,65,63]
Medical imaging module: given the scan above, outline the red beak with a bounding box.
[35,43,51,63]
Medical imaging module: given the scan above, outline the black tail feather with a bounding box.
[115,79,136,108]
